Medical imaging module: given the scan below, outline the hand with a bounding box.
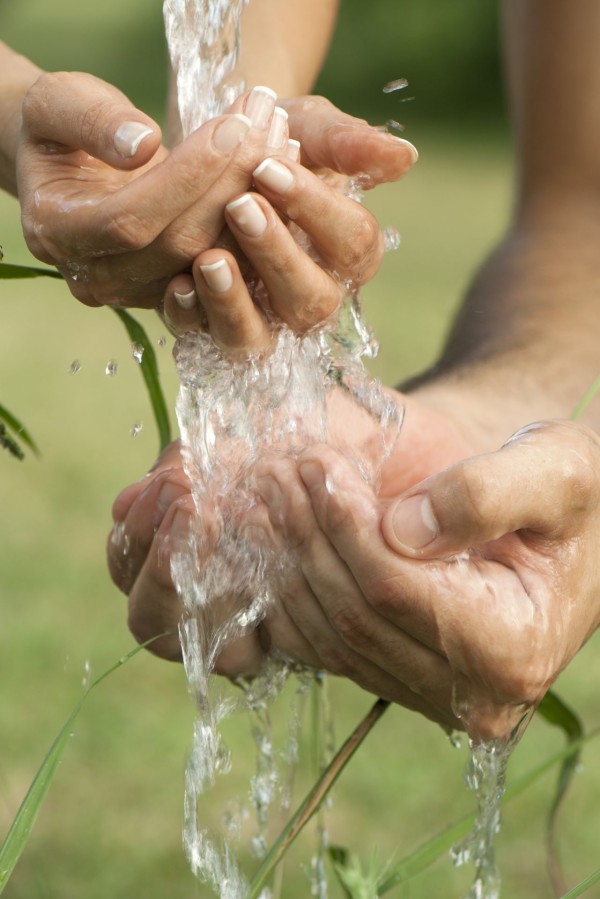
[253,421,600,740]
[161,96,418,339]
[108,441,267,674]
[17,75,285,308]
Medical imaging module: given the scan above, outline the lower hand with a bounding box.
[255,420,600,739]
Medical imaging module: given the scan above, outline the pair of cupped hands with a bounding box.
[20,71,600,741]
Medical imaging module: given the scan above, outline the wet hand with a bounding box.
[255,421,600,740]
[162,98,418,343]
[17,74,282,308]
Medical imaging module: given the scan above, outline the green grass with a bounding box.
[2,4,600,897]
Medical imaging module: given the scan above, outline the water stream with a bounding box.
[161,2,524,897]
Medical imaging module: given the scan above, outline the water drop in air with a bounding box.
[386,118,405,133]
[68,360,81,375]
[130,421,143,437]
[157,335,167,347]
[105,359,118,376]
[383,226,402,252]
[383,77,408,94]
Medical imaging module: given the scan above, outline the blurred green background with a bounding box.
[2,2,600,898]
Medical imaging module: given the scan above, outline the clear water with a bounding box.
[162,3,521,897]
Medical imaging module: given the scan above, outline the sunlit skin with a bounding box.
[110,0,600,742]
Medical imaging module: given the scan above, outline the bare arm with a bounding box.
[408,0,600,446]
[0,42,41,194]
[238,0,339,95]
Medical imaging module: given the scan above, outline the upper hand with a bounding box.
[17,75,284,308]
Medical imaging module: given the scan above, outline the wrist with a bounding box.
[0,44,43,195]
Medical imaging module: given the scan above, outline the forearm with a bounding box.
[406,0,600,450]
[0,42,42,196]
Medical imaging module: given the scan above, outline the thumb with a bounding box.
[381,420,600,557]
[21,71,161,168]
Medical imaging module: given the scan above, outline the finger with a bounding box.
[110,440,184,522]
[294,446,443,652]
[382,420,600,558]
[163,274,205,334]
[108,467,191,594]
[22,71,160,169]
[252,156,384,285]
[224,192,343,331]
[193,249,272,353]
[255,457,459,727]
[127,497,195,661]
[282,96,418,184]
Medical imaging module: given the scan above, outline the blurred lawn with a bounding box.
[2,3,600,899]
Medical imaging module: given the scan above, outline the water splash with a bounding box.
[163,1,402,893]
[382,77,409,94]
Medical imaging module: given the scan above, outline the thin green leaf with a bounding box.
[112,308,172,452]
[0,634,171,893]
[538,691,584,895]
[0,262,62,280]
[561,866,600,898]
[376,726,600,895]
[0,402,40,457]
[570,373,600,421]
[249,699,390,899]
[0,423,24,460]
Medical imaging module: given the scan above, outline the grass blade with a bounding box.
[0,634,171,893]
[0,402,40,458]
[537,691,584,895]
[376,725,600,895]
[570,373,600,421]
[0,262,62,280]
[561,866,600,898]
[112,308,172,452]
[249,698,390,899]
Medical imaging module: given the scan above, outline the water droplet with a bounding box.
[82,659,92,689]
[383,226,402,252]
[157,335,167,347]
[131,342,144,363]
[386,118,405,133]
[105,359,118,376]
[68,360,81,375]
[383,77,409,94]
[130,421,143,437]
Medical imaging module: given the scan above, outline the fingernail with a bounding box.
[266,106,288,150]
[156,479,186,519]
[174,289,197,310]
[199,258,233,293]
[226,194,267,237]
[389,494,438,550]
[246,85,277,128]
[114,121,154,158]
[253,157,294,193]
[392,136,419,164]
[212,113,252,154]
[171,507,191,542]
[256,475,283,519]
[298,460,324,492]
[286,138,301,162]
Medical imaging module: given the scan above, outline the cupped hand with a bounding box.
[254,420,600,740]
[162,98,418,339]
[17,74,283,308]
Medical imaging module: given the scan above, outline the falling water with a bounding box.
[162,3,521,898]
[163,1,401,895]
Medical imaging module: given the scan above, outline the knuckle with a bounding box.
[78,99,113,147]
[100,209,153,252]
[21,72,62,126]
[452,464,500,536]
[329,604,369,647]
[339,213,382,278]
